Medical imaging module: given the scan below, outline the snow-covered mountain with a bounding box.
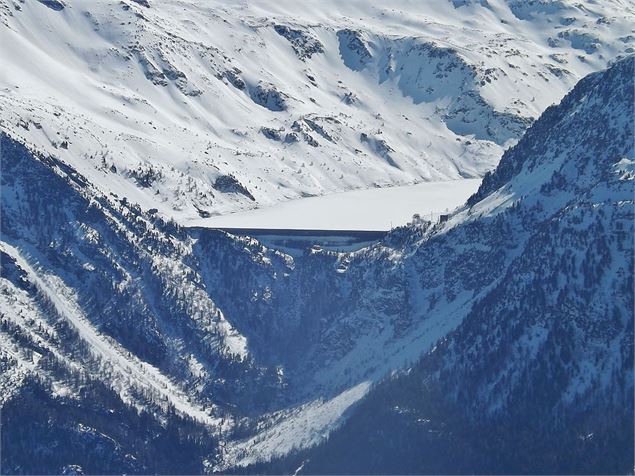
[252,54,635,474]
[1,1,633,474]
[2,47,633,473]
[1,0,633,222]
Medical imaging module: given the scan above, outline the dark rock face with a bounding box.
[134,48,169,86]
[360,132,399,168]
[127,164,162,188]
[130,0,150,7]
[214,174,255,201]
[260,126,283,141]
[274,25,324,60]
[37,0,65,11]
[337,29,373,71]
[248,83,288,111]
[222,68,246,90]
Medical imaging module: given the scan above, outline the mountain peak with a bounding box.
[468,54,634,207]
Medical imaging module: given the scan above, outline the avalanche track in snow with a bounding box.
[0,241,227,431]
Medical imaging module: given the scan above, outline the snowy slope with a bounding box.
[1,241,226,428]
[1,1,634,473]
[256,55,635,474]
[1,54,633,474]
[1,0,633,224]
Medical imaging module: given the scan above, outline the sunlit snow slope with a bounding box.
[1,0,633,223]
[1,35,633,474]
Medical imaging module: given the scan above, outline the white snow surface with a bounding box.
[1,0,633,224]
[214,381,372,471]
[187,178,481,230]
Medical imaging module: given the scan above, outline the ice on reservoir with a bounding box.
[186,179,482,231]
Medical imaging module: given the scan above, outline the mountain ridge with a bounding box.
[0,2,633,473]
[250,54,635,475]
[1,0,633,222]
